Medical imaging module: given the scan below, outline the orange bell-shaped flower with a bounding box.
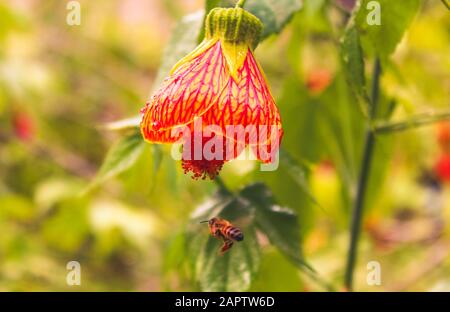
[140,5,283,179]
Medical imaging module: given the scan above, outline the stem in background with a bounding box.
[344,58,381,291]
[374,110,450,134]
[441,0,450,10]
[236,0,247,8]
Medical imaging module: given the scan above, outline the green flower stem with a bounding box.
[214,176,232,195]
[236,0,247,8]
[344,58,381,291]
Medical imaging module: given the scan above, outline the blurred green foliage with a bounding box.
[0,0,450,292]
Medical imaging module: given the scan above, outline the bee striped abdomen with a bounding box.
[224,226,244,242]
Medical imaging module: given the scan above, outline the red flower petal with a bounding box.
[141,41,226,143]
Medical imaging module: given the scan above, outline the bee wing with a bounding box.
[226,215,253,229]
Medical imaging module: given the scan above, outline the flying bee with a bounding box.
[200,217,244,255]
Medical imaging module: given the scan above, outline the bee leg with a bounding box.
[212,229,222,239]
[219,239,234,255]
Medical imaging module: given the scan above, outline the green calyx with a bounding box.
[205,7,263,50]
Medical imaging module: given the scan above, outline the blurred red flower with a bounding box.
[335,0,357,12]
[12,111,35,141]
[436,122,450,152]
[434,153,450,182]
[306,69,333,94]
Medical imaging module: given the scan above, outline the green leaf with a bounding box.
[103,116,140,132]
[198,224,260,291]
[339,0,421,116]
[120,143,165,195]
[152,11,205,89]
[88,132,145,190]
[340,26,370,116]
[245,0,303,40]
[279,149,319,206]
[239,183,312,271]
[354,0,421,58]
[188,193,260,291]
[239,185,335,290]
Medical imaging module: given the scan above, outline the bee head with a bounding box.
[208,217,219,226]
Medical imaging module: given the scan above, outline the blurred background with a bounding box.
[0,0,449,291]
